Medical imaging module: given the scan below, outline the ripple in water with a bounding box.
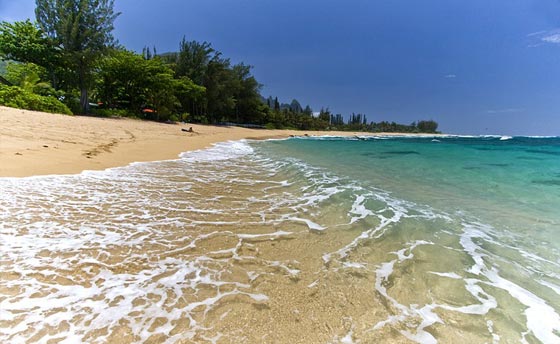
[1,139,559,343]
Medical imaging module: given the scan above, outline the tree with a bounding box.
[35,0,120,113]
[290,99,302,113]
[318,107,331,122]
[173,38,246,122]
[96,49,204,121]
[0,20,60,87]
[175,38,215,85]
[230,63,263,123]
[417,120,438,133]
[4,62,57,96]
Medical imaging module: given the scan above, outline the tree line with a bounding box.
[0,0,439,134]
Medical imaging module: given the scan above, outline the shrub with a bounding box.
[92,108,136,118]
[265,123,278,130]
[61,95,81,114]
[0,85,72,115]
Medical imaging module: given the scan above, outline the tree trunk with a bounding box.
[79,86,89,114]
[79,61,89,114]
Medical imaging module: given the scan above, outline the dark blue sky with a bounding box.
[2,0,560,135]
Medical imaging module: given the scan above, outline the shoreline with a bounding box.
[0,106,438,178]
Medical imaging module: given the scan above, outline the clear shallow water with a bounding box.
[1,136,559,343]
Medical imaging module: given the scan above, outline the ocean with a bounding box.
[1,135,559,343]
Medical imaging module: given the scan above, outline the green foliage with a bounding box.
[61,93,82,114]
[175,39,214,85]
[35,0,120,113]
[169,39,263,123]
[0,60,7,75]
[0,4,440,132]
[0,19,61,91]
[96,49,205,121]
[92,108,134,118]
[417,120,438,133]
[0,84,72,114]
[367,120,439,133]
[0,20,58,67]
[3,61,59,96]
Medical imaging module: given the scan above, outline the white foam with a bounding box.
[339,328,355,344]
[428,271,462,279]
[179,140,254,162]
[459,223,560,343]
[487,320,501,344]
[343,262,367,269]
[486,268,560,343]
[539,280,560,296]
[348,194,375,224]
[307,280,319,288]
[237,231,293,240]
[289,217,326,231]
[400,304,441,344]
[3,133,559,343]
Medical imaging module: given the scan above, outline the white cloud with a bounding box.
[486,108,524,114]
[444,74,456,78]
[526,29,560,47]
[527,30,547,37]
[542,33,560,44]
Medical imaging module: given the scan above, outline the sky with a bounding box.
[1,0,560,135]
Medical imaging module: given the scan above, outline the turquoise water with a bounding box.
[1,135,559,343]
[256,135,560,342]
[261,136,560,243]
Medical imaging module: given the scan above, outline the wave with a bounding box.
[294,134,560,141]
[1,139,559,343]
[179,139,254,162]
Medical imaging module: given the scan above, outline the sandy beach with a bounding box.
[0,106,412,178]
[3,105,559,343]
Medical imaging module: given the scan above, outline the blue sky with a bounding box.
[1,0,560,135]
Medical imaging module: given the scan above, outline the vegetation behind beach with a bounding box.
[0,0,438,133]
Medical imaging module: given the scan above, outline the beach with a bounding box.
[1,106,559,343]
[0,106,391,178]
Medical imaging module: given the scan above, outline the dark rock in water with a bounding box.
[525,149,560,156]
[532,179,560,186]
[382,151,420,155]
[517,156,544,161]
[361,151,419,158]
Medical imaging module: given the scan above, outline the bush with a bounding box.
[92,108,136,118]
[61,95,81,114]
[0,85,72,115]
[265,123,279,130]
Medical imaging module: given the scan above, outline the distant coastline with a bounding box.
[0,106,443,178]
